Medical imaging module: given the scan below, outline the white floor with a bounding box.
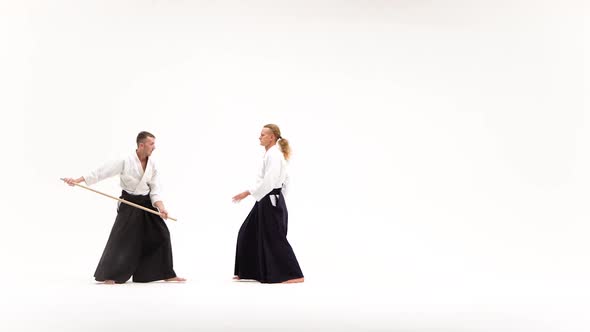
[2,268,589,331]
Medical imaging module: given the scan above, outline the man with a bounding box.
[63,131,185,284]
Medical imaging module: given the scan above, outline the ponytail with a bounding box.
[264,123,291,160]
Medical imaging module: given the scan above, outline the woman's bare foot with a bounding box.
[282,277,304,284]
[232,276,257,282]
[165,277,186,282]
[103,280,116,284]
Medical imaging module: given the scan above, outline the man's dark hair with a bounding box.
[137,131,155,146]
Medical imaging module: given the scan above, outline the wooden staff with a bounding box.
[60,178,177,221]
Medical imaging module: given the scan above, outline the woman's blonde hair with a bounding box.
[264,123,291,160]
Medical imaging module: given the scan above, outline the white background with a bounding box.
[2,0,589,331]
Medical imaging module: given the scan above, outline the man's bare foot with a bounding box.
[232,275,240,280]
[164,277,186,282]
[103,280,116,284]
[282,277,304,284]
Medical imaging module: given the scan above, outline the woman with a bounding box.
[232,124,304,284]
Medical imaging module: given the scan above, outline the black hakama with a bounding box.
[94,191,177,283]
[234,188,303,283]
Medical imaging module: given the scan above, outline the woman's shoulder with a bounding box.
[267,145,285,158]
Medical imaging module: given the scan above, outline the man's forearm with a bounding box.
[154,201,165,211]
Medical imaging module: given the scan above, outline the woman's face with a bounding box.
[259,127,275,148]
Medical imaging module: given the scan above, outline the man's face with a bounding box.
[259,128,275,147]
[139,137,156,156]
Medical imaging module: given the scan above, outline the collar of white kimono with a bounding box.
[266,143,278,153]
[133,151,151,173]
